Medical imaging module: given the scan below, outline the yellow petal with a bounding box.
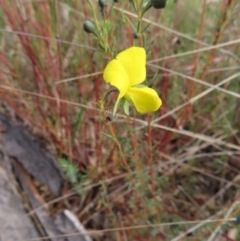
[103,59,129,98]
[116,47,146,87]
[124,86,162,114]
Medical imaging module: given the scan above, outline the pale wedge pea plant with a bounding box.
[82,1,167,192]
[84,0,167,117]
[103,46,162,115]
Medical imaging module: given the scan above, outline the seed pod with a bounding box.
[151,0,167,9]
[83,20,98,37]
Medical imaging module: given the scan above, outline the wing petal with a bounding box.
[125,86,162,113]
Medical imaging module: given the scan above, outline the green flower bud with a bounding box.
[83,20,98,37]
[98,0,106,9]
[133,32,138,39]
[151,0,167,9]
[106,115,113,122]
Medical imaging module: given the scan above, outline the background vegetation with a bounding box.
[0,0,240,240]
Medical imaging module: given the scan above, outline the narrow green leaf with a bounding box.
[141,22,152,34]
[141,1,152,17]
[130,0,137,12]
[124,15,137,32]
[101,131,116,142]
[71,107,84,146]
[113,98,122,116]
[123,99,130,115]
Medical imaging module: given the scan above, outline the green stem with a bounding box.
[86,0,100,30]
[103,88,118,102]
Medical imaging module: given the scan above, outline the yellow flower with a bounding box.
[103,47,162,115]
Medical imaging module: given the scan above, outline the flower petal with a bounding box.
[103,59,129,98]
[116,47,146,87]
[124,86,162,113]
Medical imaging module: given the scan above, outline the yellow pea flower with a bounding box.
[103,47,162,115]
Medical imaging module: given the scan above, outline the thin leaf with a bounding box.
[123,99,130,115]
[71,107,84,146]
[113,98,122,116]
[141,22,152,34]
[101,131,116,142]
[124,15,137,32]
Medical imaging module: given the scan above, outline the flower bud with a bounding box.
[98,0,106,9]
[151,0,167,9]
[133,32,138,39]
[83,20,98,37]
[106,115,113,122]
[236,215,240,224]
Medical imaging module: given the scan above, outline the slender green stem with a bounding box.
[103,88,118,102]
[99,101,141,198]
[135,0,143,46]
[86,0,100,30]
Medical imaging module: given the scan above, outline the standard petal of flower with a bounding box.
[124,86,162,113]
[103,59,130,98]
[116,47,146,87]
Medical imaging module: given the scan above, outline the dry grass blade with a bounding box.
[20,217,236,241]
[55,71,103,85]
[152,72,240,123]
[1,1,240,240]
[148,38,240,63]
[0,28,95,50]
[113,5,240,62]
[148,64,240,99]
[1,84,240,151]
